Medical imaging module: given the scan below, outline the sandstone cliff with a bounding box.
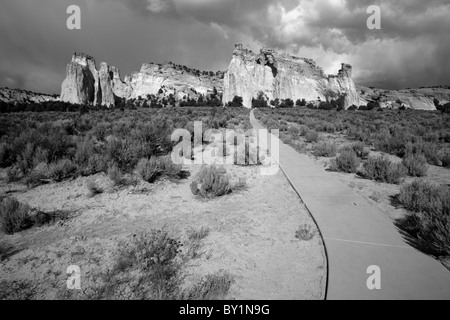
[223,44,360,109]
[61,53,223,107]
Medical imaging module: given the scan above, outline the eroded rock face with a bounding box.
[61,53,97,105]
[61,53,126,107]
[358,85,450,110]
[61,53,223,106]
[98,62,116,107]
[126,62,224,101]
[223,44,360,109]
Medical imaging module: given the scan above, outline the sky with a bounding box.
[0,0,449,94]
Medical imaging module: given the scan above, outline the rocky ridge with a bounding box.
[222,44,361,109]
[357,85,450,110]
[60,53,224,107]
[0,88,58,104]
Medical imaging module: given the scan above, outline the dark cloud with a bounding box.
[0,0,449,93]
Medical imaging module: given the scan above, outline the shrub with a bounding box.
[48,158,78,182]
[6,165,21,183]
[90,229,184,300]
[348,142,370,159]
[313,141,337,157]
[396,181,450,256]
[0,198,32,235]
[362,156,407,184]
[136,157,160,183]
[299,125,310,136]
[158,156,183,178]
[330,149,360,173]
[81,154,107,176]
[108,164,124,186]
[0,143,14,168]
[136,156,183,183]
[74,137,95,167]
[295,224,315,241]
[442,151,450,168]
[190,166,231,198]
[24,162,50,187]
[305,130,319,143]
[288,126,300,137]
[402,153,428,177]
[79,229,232,300]
[406,141,441,166]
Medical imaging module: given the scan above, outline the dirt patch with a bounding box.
[0,165,326,300]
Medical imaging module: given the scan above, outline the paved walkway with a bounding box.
[250,110,450,300]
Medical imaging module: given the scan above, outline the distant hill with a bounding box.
[0,87,59,104]
[357,85,450,110]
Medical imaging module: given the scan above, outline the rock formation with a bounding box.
[223,44,361,109]
[61,53,97,105]
[61,53,223,107]
[0,88,58,104]
[357,85,450,110]
[98,62,116,107]
[60,48,448,110]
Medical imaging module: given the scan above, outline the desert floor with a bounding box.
[0,164,327,300]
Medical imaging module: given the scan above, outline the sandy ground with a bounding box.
[0,164,326,300]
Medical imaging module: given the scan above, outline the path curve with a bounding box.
[250,110,450,300]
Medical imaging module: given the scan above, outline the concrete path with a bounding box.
[250,110,450,300]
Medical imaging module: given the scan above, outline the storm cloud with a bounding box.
[0,0,449,93]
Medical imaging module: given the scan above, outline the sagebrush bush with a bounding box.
[0,198,32,235]
[398,180,449,215]
[158,156,183,178]
[90,229,184,300]
[313,141,337,157]
[441,151,450,168]
[0,143,14,168]
[136,156,183,183]
[6,165,21,183]
[406,141,441,166]
[136,157,160,183]
[305,130,319,143]
[108,164,123,186]
[330,149,360,173]
[48,158,78,182]
[24,162,50,187]
[362,156,407,184]
[77,229,232,300]
[402,153,428,177]
[347,142,370,159]
[299,125,310,136]
[295,224,315,241]
[397,180,450,256]
[190,166,231,198]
